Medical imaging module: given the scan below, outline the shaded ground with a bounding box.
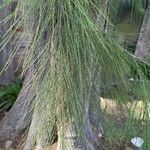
[100,97,149,150]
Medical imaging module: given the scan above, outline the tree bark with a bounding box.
[0,1,35,147]
[135,7,150,59]
[0,70,35,148]
[56,106,103,150]
[57,70,104,150]
[0,0,16,85]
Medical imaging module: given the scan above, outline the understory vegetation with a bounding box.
[0,81,22,112]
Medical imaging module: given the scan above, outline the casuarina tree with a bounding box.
[0,0,149,149]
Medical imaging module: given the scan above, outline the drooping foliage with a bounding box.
[0,0,150,149]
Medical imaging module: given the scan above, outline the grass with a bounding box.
[101,11,150,149]
[100,80,150,150]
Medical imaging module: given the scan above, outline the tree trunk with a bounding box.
[0,1,106,149]
[135,7,150,59]
[0,1,34,147]
[0,0,16,85]
[57,71,104,150]
[0,70,35,148]
[23,103,57,150]
[56,109,103,150]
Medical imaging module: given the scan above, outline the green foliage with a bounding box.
[102,111,150,149]
[131,59,150,80]
[0,0,150,149]
[0,81,22,112]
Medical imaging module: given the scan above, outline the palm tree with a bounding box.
[0,0,149,149]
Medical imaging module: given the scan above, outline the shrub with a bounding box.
[0,81,22,112]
